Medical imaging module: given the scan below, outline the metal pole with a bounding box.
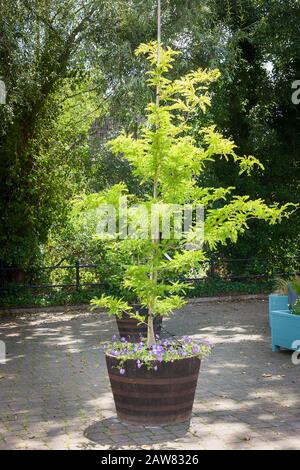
[75,260,80,292]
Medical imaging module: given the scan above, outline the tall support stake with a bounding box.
[156,0,161,107]
[148,0,162,347]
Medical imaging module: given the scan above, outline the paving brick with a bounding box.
[1,299,300,449]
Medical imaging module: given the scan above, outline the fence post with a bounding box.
[209,259,216,278]
[75,260,80,292]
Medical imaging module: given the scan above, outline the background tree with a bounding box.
[205,0,300,273]
[1,0,299,280]
[93,0,300,276]
[0,0,211,269]
[0,0,108,268]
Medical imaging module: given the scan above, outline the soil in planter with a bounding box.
[106,355,201,425]
[116,305,162,343]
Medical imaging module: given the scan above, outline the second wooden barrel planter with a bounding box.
[116,305,162,342]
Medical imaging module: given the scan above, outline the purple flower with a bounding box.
[137,360,142,369]
[120,368,125,375]
[120,337,126,343]
[111,335,117,342]
[192,344,200,354]
[152,346,160,354]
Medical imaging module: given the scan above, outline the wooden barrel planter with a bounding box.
[106,355,201,425]
[116,305,162,342]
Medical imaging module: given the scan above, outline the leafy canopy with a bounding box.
[91,42,295,337]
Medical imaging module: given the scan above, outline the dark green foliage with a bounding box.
[1,0,299,293]
[190,278,274,298]
[199,0,300,268]
[0,1,104,267]
[0,289,102,309]
[96,0,300,275]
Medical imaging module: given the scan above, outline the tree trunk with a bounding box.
[147,313,156,347]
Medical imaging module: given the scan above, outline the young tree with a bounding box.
[91,42,295,347]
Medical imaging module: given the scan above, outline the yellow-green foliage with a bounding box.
[91,42,295,321]
[292,298,300,316]
[291,276,300,295]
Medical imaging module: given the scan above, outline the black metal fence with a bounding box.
[1,256,300,294]
[0,262,104,293]
[206,256,300,281]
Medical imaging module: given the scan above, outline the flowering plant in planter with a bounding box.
[103,335,212,373]
[291,298,300,315]
[90,42,294,425]
[103,334,212,425]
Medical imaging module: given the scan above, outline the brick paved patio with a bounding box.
[0,298,299,450]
